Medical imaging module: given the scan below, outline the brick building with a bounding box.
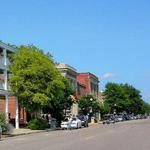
[57,64,100,117]
[77,72,99,97]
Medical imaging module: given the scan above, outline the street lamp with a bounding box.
[89,98,93,113]
[113,104,117,115]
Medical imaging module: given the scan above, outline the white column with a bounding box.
[3,48,7,91]
[3,48,9,122]
[15,97,19,129]
[5,94,9,122]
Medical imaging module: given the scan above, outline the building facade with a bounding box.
[0,41,18,126]
[77,72,99,97]
[0,41,25,128]
[57,63,78,93]
[56,64,79,115]
[57,64,100,117]
[0,41,100,124]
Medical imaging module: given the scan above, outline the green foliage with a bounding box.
[78,95,100,115]
[100,101,111,116]
[9,45,73,126]
[27,118,48,130]
[104,82,150,114]
[9,45,73,116]
[44,78,74,125]
[140,101,150,114]
[0,113,9,133]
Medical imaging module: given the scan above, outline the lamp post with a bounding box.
[89,98,94,123]
[89,98,93,113]
[113,104,117,115]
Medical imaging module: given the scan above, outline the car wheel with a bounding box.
[80,124,82,128]
[76,124,78,129]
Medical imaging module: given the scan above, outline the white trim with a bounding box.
[5,94,9,122]
[0,41,15,52]
[15,97,19,129]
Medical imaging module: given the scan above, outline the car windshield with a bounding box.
[64,118,69,122]
[72,118,77,121]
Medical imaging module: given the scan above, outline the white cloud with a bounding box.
[101,73,115,80]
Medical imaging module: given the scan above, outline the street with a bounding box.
[0,119,150,150]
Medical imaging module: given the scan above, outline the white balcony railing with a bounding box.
[0,82,5,90]
[0,57,11,67]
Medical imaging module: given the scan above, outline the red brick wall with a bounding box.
[9,96,16,118]
[0,98,5,112]
[0,96,27,123]
[77,73,91,95]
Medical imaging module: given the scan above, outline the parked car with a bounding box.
[117,114,124,122]
[102,114,115,124]
[61,118,70,129]
[79,115,88,127]
[123,114,130,121]
[70,117,82,129]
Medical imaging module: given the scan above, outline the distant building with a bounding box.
[56,64,78,115]
[57,64,100,117]
[56,63,78,93]
[77,72,99,97]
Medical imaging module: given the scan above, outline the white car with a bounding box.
[117,115,124,122]
[70,117,82,129]
[61,118,70,129]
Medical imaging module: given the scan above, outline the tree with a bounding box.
[99,101,111,117]
[9,45,73,121]
[140,101,150,114]
[78,95,100,116]
[104,83,130,113]
[43,78,74,125]
[104,82,150,114]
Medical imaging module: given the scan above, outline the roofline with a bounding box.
[0,41,16,52]
[56,63,77,73]
[78,72,99,81]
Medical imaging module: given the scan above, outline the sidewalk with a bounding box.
[2,128,55,138]
[10,128,45,136]
[2,123,100,138]
[88,122,101,127]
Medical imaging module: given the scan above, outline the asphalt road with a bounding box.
[1,119,150,150]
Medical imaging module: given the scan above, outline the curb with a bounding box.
[2,124,100,139]
[2,128,58,138]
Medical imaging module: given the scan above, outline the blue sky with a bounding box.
[0,0,150,103]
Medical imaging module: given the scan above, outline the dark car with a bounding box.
[102,114,115,124]
[79,115,88,127]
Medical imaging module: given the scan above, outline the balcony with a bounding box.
[0,82,5,90]
[0,57,11,69]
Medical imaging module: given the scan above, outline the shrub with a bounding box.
[28,118,48,130]
[0,112,9,134]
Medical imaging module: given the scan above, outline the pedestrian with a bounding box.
[0,125,2,141]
